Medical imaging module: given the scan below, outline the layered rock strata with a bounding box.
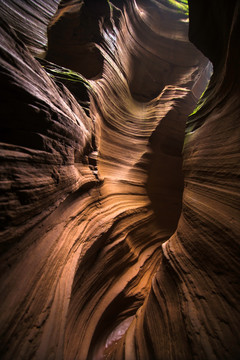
[0,0,239,360]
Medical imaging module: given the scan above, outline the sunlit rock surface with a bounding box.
[0,0,59,57]
[0,0,239,359]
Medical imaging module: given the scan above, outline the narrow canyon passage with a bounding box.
[0,1,240,360]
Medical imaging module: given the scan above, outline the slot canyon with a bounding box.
[0,0,239,359]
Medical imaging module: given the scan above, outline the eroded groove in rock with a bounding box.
[63,1,209,359]
[0,0,60,57]
[105,1,240,359]
[1,0,239,360]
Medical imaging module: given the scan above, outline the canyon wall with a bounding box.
[0,0,239,359]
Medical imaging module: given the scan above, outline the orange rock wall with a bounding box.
[0,1,239,359]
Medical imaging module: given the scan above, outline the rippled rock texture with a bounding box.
[0,0,239,359]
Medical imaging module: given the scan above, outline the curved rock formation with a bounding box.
[0,0,59,57]
[46,0,110,78]
[0,0,239,359]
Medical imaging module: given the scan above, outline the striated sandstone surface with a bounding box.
[0,0,239,360]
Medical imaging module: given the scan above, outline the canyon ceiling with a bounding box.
[0,0,240,359]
